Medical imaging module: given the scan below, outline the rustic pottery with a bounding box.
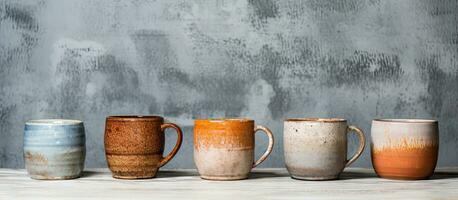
[104,116,183,179]
[371,119,439,180]
[23,119,86,180]
[194,118,274,180]
[284,118,366,180]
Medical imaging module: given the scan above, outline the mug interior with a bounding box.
[107,115,163,121]
[285,118,346,123]
[195,118,254,123]
[373,119,437,123]
[26,119,82,125]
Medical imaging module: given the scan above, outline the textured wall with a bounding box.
[1,0,457,168]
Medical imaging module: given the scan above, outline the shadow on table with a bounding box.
[340,171,458,181]
[338,171,378,180]
[249,171,289,179]
[249,171,377,181]
[157,171,290,180]
[81,171,99,178]
[79,170,197,179]
[429,171,458,180]
[156,170,198,178]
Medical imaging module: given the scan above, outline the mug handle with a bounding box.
[345,125,366,167]
[158,123,183,168]
[252,125,274,168]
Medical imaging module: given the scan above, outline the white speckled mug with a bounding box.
[284,118,366,180]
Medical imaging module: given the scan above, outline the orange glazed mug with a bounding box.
[104,116,183,179]
[371,119,439,180]
[194,118,274,180]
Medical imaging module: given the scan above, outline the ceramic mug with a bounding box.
[24,119,86,180]
[371,119,439,180]
[194,118,274,180]
[284,118,366,180]
[104,116,183,179]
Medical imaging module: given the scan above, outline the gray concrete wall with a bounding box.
[1,0,457,168]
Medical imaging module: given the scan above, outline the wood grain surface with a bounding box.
[1,168,458,199]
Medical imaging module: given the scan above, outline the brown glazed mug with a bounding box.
[194,118,274,180]
[104,116,183,179]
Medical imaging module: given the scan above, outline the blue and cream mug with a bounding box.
[24,119,86,180]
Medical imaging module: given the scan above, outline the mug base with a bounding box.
[291,175,339,181]
[112,174,156,179]
[30,174,81,180]
[200,174,248,181]
[377,174,431,180]
[110,169,158,180]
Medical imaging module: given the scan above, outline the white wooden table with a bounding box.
[1,168,458,199]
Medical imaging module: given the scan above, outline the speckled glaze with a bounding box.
[371,119,439,180]
[104,116,183,179]
[23,119,86,180]
[284,118,366,180]
[194,118,274,180]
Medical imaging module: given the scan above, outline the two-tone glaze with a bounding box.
[23,119,86,180]
[194,118,274,180]
[371,119,439,180]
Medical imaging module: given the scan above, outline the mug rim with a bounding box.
[373,118,438,123]
[106,115,164,122]
[284,118,347,123]
[25,119,83,125]
[195,118,254,123]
